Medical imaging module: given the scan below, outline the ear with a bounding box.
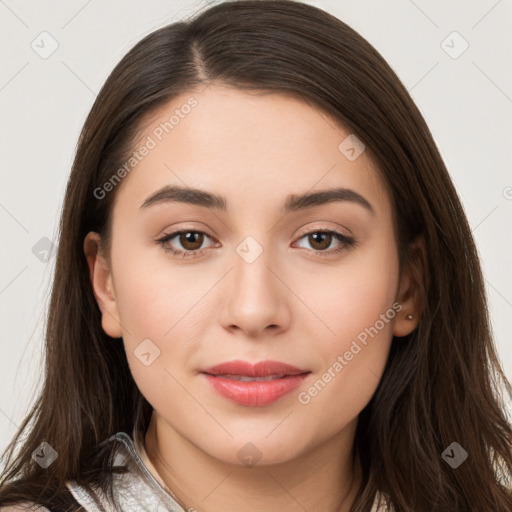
[393,236,428,338]
[83,232,123,338]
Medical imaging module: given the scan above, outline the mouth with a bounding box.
[199,360,311,406]
[200,359,309,378]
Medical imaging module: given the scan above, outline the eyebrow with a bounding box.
[140,185,375,215]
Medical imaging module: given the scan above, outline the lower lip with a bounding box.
[201,373,310,407]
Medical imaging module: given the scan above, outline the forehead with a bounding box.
[114,85,391,220]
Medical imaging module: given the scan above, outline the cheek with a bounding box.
[108,245,198,393]
[303,233,399,345]
[111,235,200,337]
[296,237,398,418]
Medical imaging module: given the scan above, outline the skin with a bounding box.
[84,84,423,512]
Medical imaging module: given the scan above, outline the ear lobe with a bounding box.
[83,232,123,338]
[393,236,428,338]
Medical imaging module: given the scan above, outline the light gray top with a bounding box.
[66,432,189,512]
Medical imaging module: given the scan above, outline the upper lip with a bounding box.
[200,360,310,377]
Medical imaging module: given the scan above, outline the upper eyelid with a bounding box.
[295,224,352,238]
[158,229,218,243]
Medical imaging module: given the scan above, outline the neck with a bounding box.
[144,412,362,512]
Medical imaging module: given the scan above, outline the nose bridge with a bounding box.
[232,233,279,299]
[220,232,288,334]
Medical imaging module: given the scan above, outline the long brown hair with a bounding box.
[1,1,511,510]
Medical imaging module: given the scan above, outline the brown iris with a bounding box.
[177,231,205,251]
[307,232,332,251]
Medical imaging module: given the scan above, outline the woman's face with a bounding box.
[86,84,417,466]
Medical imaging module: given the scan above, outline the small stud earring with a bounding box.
[406,314,413,320]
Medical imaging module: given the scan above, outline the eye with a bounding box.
[156,230,218,258]
[294,229,355,256]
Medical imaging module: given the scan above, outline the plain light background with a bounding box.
[1,0,511,458]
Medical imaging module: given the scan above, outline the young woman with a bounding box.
[1,1,511,511]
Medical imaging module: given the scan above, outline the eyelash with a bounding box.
[156,228,356,259]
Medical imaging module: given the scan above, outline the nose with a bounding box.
[218,239,291,338]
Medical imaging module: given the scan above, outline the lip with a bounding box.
[201,360,309,377]
[200,360,311,407]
